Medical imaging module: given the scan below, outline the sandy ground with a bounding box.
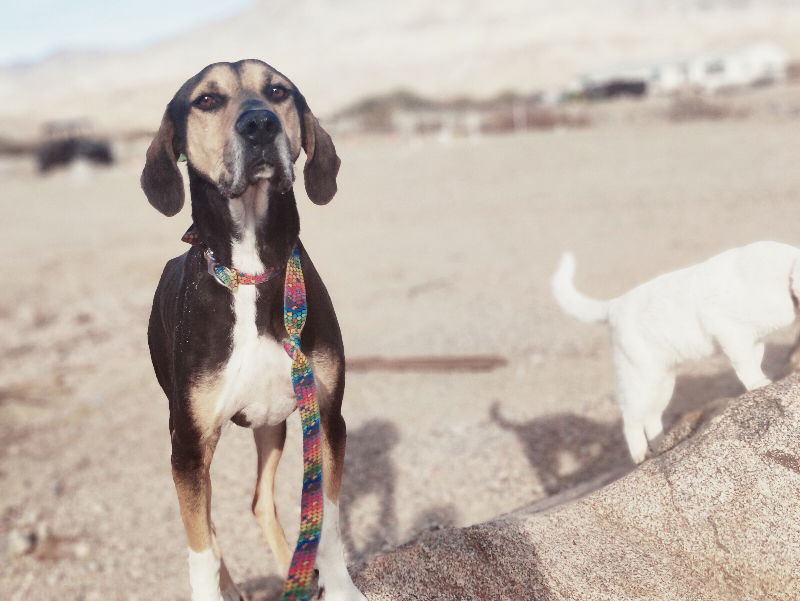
[2,118,800,600]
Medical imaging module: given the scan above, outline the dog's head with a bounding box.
[141,59,340,215]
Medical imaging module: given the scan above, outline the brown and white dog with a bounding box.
[141,60,365,601]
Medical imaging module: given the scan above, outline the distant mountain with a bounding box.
[2,0,799,138]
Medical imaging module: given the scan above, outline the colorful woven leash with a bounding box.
[182,227,323,600]
[280,245,323,601]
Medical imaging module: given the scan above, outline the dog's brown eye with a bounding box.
[193,94,223,111]
[267,86,287,101]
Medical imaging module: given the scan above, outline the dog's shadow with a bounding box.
[239,418,456,600]
[339,419,401,562]
[490,404,632,497]
[492,342,797,503]
[240,419,400,601]
[240,575,285,601]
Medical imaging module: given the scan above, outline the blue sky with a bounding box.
[0,0,253,65]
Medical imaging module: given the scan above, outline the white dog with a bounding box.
[552,241,800,463]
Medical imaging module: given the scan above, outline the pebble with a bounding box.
[51,480,65,497]
[3,529,36,557]
[74,541,91,559]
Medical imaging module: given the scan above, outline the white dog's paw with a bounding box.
[318,573,366,601]
[750,377,772,391]
[624,426,649,465]
[319,585,367,601]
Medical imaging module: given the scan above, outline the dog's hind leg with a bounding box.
[252,422,292,574]
[644,372,675,443]
[172,429,243,601]
[719,335,771,391]
[316,411,367,601]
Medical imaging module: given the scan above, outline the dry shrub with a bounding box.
[481,107,590,134]
[333,90,436,133]
[668,96,746,122]
[787,61,800,82]
[0,136,35,157]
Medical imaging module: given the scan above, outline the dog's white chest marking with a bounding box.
[213,193,295,428]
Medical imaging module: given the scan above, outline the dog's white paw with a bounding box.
[189,548,226,601]
[320,585,367,601]
[626,438,649,464]
[749,378,772,391]
[318,569,366,601]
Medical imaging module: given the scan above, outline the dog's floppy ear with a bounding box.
[141,110,184,216]
[298,96,340,205]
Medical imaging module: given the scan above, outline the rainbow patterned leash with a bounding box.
[182,227,323,600]
[280,245,323,601]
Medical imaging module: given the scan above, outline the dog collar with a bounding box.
[181,225,278,291]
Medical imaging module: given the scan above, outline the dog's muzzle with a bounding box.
[232,109,293,191]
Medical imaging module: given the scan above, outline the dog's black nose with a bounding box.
[235,110,281,145]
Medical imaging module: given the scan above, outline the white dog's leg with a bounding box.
[644,373,675,442]
[644,413,663,443]
[617,368,649,464]
[720,337,771,390]
[623,413,649,465]
[617,357,672,464]
[317,495,366,601]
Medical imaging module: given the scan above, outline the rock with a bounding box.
[3,529,36,557]
[50,479,65,497]
[355,375,800,601]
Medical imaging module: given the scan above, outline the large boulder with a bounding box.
[355,376,800,600]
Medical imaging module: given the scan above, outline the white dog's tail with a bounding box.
[552,252,609,324]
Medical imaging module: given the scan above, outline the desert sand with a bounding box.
[2,113,800,600]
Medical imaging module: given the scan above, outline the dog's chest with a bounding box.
[215,285,296,427]
[213,218,295,428]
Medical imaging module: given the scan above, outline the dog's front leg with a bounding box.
[172,429,243,601]
[252,422,292,573]
[315,411,367,601]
